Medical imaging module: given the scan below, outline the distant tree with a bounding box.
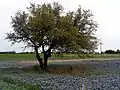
[6,2,98,69]
[7,51,16,54]
[18,52,30,54]
[104,49,116,54]
[116,49,120,54]
[0,51,16,54]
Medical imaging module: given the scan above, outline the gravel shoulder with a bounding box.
[1,58,120,90]
[17,58,120,90]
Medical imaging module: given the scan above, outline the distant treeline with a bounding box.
[18,52,35,54]
[0,51,16,54]
[104,49,120,54]
[0,49,120,54]
[0,51,35,54]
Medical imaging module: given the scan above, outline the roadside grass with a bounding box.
[0,62,110,77]
[21,63,110,76]
[0,73,41,90]
[0,76,40,90]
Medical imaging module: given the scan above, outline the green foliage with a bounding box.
[104,49,120,54]
[104,50,116,54]
[6,2,98,54]
[6,2,98,68]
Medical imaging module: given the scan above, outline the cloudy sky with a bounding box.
[0,0,120,52]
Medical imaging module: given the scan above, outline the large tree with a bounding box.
[6,2,98,69]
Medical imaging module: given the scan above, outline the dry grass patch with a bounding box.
[46,63,96,75]
[20,62,108,76]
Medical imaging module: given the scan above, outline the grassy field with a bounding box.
[0,53,120,61]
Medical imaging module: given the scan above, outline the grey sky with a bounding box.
[0,0,120,52]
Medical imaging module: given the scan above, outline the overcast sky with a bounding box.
[0,0,120,52]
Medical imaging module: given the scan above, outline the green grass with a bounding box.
[0,74,41,90]
[0,53,120,61]
[0,54,36,61]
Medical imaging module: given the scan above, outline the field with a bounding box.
[0,53,120,89]
[0,53,120,61]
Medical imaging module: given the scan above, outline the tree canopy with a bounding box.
[6,2,98,69]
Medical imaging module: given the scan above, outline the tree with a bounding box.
[104,49,116,54]
[6,2,98,69]
[116,49,120,54]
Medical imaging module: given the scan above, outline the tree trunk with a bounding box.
[44,55,48,67]
[34,46,44,69]
[43,50,51,67]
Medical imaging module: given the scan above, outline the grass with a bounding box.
[0,76,40,90]
[0,54,36,61]
[26,63,109,76]
[0,72,41,90]
[0,63,109,79]
[0,53,120,61]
